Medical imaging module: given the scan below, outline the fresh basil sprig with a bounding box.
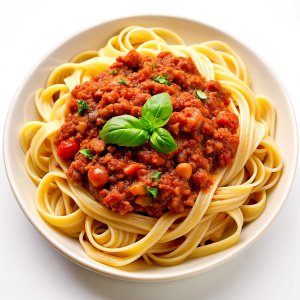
[99,115,150,147]
[99,93,177,153]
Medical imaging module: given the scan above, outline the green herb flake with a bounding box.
[111,69,117,75]
[195,90,207,101]
[153,75,171,86]
[79,149,93,160]
[152,64,157,68]
[77,100,89,116]
[144,186,159,198]
[151,171,162,181]
[118,79,128,85]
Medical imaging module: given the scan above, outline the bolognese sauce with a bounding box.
[55,49,239,217]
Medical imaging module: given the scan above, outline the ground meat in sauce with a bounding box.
[55,49,239,218]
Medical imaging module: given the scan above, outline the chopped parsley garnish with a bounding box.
[151,171,162,181]
[153,75,171,86]
[111,69,117,75]
[144,186,159,198]
[152,64,157,68]
[195,90,207,101]
[118,79,128,85]
[77,100,89,116]
[79,149,93,159]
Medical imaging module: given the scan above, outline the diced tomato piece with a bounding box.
[128,182,146,196]
[135,195,152,207]
[88,165,109,187]
[124,163,140,176]
[57,139,80,159]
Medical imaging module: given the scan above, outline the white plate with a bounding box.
[4,15,298,281]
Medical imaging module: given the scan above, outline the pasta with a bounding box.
[20,26,282,267]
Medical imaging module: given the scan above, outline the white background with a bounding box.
[1,0,299,299]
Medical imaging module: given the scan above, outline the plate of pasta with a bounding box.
[4,16,297,281]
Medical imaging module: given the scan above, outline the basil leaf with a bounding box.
[79,149,93,160]
[144,186,159,198]
[118,79,128,85]
[151,171,162,180]
[100,115,150,147]
[152,64,157,68]
[142,93,173,123]
[111,69,117,75]
[196,90,207,101]
[77,100,89,116]
[153,75,171,86]
[139,118,151,132]
[99,93,176,152]
[144,112,167,129]
[150,128,178,153]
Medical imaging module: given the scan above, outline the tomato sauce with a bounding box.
[55,50,239,217]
